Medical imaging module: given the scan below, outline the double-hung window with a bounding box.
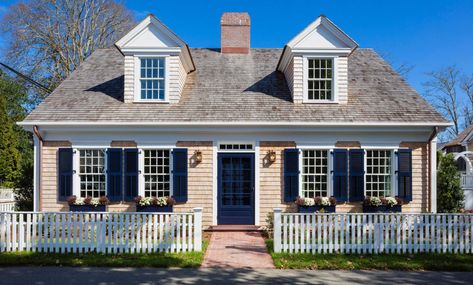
[365,150,393,197]
[140,58,165,100]
[301,150,329,198]
[79,149,106,198]
[143,149,171,197]
[307,58,333,101]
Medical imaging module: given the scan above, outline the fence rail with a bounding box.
[273,209,473,254]
[0,209,202,254]
[0,202,15,212]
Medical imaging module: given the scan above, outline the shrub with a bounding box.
[437,152,464,213]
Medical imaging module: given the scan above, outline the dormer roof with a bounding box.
[115,14,195,72]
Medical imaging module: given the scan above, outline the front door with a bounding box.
[217,153,255,225]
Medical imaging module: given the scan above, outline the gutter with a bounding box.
[33,125,43,211]
[428,126,439,213]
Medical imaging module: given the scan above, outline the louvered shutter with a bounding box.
[397,149,413,202]
[349,149,365,201]
[172,148,188,202]
[283,149,300,202]
[58,148,73,201]
[107,148,123,201]
[333,149,348,202]
[124,149,139,201]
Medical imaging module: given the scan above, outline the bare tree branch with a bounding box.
[1,0,135,96]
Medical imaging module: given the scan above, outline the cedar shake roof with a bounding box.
[23,47,448,124]
[444,125,473,147]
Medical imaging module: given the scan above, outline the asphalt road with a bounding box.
[0,267,472,285]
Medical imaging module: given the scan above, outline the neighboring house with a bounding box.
[19,13,450,227]
[442,125,473,209]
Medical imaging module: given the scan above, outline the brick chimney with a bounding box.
[220,12,250,54]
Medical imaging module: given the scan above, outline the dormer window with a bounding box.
[307,58,333,101]
[139,58,166,101]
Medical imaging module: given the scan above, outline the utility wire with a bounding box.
[0,62,51,93]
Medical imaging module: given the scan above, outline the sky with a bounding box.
[0,0,472,101]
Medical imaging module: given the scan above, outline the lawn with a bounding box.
[0,241,208,268]
[266,240,473,271]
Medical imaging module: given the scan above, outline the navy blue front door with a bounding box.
[218,153,255,225]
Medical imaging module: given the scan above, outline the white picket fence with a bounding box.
[273,209,473,254]
[0,208,202,253]
[0,202,15,212]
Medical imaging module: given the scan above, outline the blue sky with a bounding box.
[1,0,472,93]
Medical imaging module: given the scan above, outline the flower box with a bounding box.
[363,205,401,213]
[136,205,173,213]
[69,204,106,212]
[298,205,336,213]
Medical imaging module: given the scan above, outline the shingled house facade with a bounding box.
[20,13,449,227]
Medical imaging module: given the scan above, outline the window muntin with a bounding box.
[79,149,106,198]
[307,58,333,101]
[219,143,254,151]
[301,150,329,198]
[140,58,165,100]
[366,150,393,197]
[143,149,171,197]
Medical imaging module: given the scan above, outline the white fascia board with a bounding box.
[121,47,182,55]
[291,48,353,56]
[18,121,453,127]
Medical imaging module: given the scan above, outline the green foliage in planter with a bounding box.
[437,152,464,213]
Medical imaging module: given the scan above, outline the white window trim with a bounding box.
[302,56,338,104]
[138,147,173,198]
[217,141,256,153]
[72,148,107,198]
[134,55,170,103]
[363,148,398,198]
[298,148,333,198]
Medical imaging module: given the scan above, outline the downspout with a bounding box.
[428,127,439,213]
[33,125,43,211]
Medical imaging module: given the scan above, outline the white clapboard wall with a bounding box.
[0,209,203,253]
[273,210,473,254]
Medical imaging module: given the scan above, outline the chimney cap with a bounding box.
[221,12,250,26]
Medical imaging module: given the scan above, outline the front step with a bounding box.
[206,225,262,232]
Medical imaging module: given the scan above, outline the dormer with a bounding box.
[115,15,195,103]
[277,15,358,104]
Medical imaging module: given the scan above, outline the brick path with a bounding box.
[202,231,275,268]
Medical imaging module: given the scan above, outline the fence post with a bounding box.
[193,208,203,252]
[273,208,282,253]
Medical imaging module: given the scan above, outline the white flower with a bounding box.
[139,197,152,206]
[370,197,382,207]
[74,197,85,205]
[320,197,330,206]
[91,198,100,207]
[156,197,168,206]
[385,197,398,207]
[303,198,315,206]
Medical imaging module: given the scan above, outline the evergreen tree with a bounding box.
[437,152,464,213]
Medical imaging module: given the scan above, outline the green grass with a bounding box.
[265,240,473,271]
[0,241,208,268]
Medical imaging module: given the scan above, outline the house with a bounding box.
[442,125,473,209]
[19,13,450,227]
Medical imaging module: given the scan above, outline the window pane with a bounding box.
[301,150,328,198]
[366,150,392,197]
[79,149,106,198]
[140,58,165,101]
[143,149,171,198]
[307,59,333,101]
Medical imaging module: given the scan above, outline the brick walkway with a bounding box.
[202,231,275,268]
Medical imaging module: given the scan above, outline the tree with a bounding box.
[437,152,464,213]
[423,66,461,140]
[461,74,473,126]
[1,0,134,92]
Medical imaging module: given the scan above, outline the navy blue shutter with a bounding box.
[107,148,123,201]
[349,149,365,201]
[172,148,188,202]
[332,149,348,202]
[398,149,413,202]
[284,149,299,202]
[124,149,139,201]
[58,148,73,201]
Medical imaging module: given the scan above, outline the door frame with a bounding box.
[217,152,255,225]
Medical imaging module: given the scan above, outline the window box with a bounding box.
[363,205,402,213]
[69,204,106,212]
[136,205,173,213]
[298,205,336,213]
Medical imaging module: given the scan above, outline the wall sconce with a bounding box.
[268,150,276,163]
[194,150,203,163]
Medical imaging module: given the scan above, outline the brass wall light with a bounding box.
[194,150,203,163]
[268,150,276,163]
